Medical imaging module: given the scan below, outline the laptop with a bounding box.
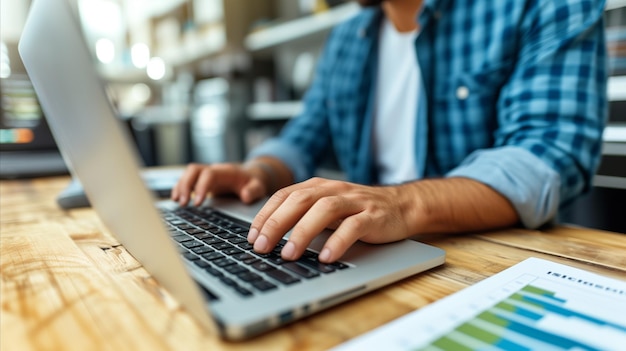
[19,0,445,340]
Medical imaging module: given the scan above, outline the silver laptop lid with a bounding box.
[18,0,217,334]
[19,0,446,341]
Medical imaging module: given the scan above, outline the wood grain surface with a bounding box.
[1,175,625,351]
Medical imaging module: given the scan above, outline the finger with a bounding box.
[252,187,321,253]
[192,167,215,206]
[317,214,371,263]
[281,195,361,261]
[239,177,266,204]
[191,164,252,206]
[173,164,203,206]
[249,178,326,235]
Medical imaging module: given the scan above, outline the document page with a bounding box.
[332,257,626,351]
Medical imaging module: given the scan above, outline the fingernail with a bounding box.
[247,228,259,243]
[319,247,332,262]
[194,195,203,206]
[281,241,296,260]
[254,235,268,252]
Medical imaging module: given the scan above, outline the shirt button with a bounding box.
[456,85,469,100]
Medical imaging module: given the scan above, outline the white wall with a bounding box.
[0,0,31,43]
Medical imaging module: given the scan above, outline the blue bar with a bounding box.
[519,293,626,333]
[479,310,603,351]
[497,301,544,321]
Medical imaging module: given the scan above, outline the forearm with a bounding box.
[397,177,519,235]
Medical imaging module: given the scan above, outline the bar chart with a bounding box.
[333,258,626,351]
[419,277,626,351]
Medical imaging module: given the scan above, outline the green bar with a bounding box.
[495,301,517,312]
[508,293,526,302]
[432,336,474,351]
[477,310,510,328]
[521,285,566,303]
[521,285,555,297]
[457,322,500,345]
[507,293,546,310]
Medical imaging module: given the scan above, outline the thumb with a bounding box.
[239,178,266,204]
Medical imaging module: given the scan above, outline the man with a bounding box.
[172,0,607,263]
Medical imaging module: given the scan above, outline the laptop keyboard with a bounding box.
[161,207,350,298]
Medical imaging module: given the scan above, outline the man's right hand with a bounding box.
[171,163,268,206]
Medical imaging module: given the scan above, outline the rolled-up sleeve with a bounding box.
[449,0,608,228]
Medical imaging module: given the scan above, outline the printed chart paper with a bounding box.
[332,257,626,351]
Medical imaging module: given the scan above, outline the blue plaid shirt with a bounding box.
[249,0,608,229]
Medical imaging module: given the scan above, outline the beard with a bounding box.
[356,0,385,6]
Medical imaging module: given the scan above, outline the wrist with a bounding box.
[243,160,278,194]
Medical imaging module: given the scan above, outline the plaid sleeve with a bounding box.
[248,29,340,183]
[450,0,608,228]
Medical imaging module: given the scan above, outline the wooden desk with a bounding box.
[1,176,625,351]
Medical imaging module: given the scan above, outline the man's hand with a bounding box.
[246,177,519,263]
[246,177,416,263]
[171,163,268,206]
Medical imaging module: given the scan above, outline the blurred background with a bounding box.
[0,0,624,231]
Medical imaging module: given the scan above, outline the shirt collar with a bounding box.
[356,0,447,39]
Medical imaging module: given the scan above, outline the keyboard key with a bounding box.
[220,277,237,286]
[182,240,203,249]
[201,237,222,245]
[236,242,253,250]
[172,234,193,243]
[213,258,236,268]
[298,257,336,274]
[190,246,214,255]
[183,252,199,261]
[226,236,247,244]
[232,252,255,261]
[236,271,263,282]
[283,262,320,279]
[211,242,234,251]
[331,262,350,270]
[233,285,253,297]
[223,247,244,256]
[193,260,210,268]
[216,232,236,239]
[203,266,223,278]
[243,258,260,265]
[223,264,247,275]
[201,252,224,261]
[251,280,277,292]
[251,261,275,272]
[265,269,300,285]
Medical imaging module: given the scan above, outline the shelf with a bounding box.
[593,175,626,189]
[606,0,626,10]
[244,0,621,52]
[158,27,226,67]
[125,0,187,24]
[608,76,626,102]
[244,2,360,51]
[603,124,626,143]
[98,65,150,83]
[247,101,303,120]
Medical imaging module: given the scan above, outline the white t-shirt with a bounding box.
[372,19,420,185]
